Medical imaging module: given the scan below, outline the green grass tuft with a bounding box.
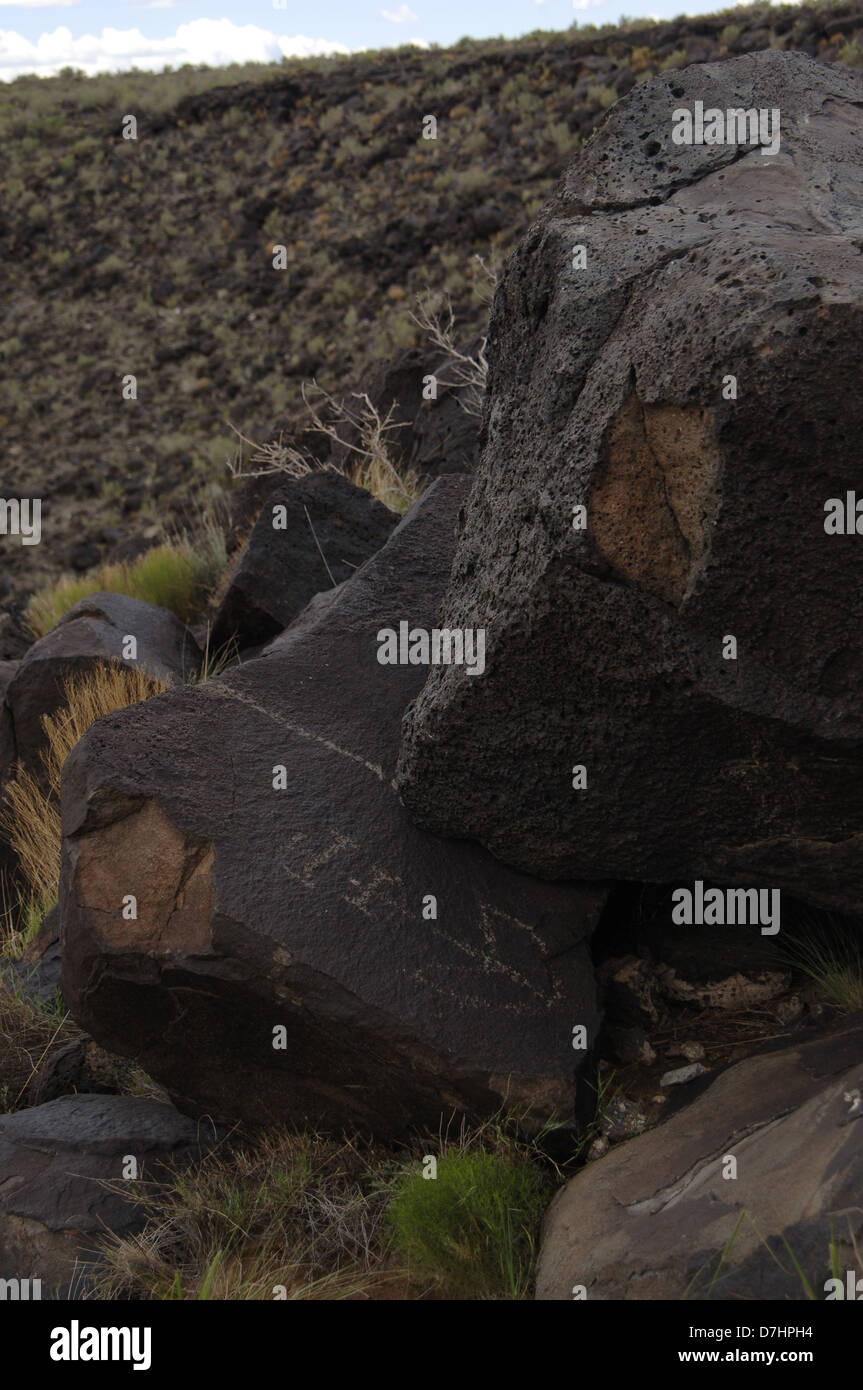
[777,916,863,1015]
[25,533,226,639]
[386,1147,548,1299]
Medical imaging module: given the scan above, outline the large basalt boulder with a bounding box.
[396,52,863,911]
[211,471,398,653]
[7,592,199,776]
[0,1093,214,1296]
[536,1015,863,1300]
[59,479,605,1137]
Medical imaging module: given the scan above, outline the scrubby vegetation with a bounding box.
[778,915,863,1014]
[88,1112,555,1300]
[228,378,428,515]
[25,528,226,637]
[0,982,75,1114]
[2,1,862,620]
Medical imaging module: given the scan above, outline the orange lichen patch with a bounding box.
[75,800,213,953]
[590,393,722,607]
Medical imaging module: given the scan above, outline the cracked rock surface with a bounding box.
[396,51,863,909]
[536,1013,863,1300]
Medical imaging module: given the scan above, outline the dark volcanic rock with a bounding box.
[60,478,605,1137]
[7,592,200,775]
[211,470,398,651]
[0,1093,216,1295]
[397,52,863,912]
[536,1015,863,1300]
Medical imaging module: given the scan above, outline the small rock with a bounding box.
[680,1041,705,1063]
[23,1035,141,1106]
[657,965,791,1012]
[660,1063,708,1088]
[7,592,200,776]
[774,994,805,1025]
[601,1095,647,1141]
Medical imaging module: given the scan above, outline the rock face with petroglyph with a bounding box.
[535,1014,863,1300]
[59,478,605,1136]
[396,51,863,910]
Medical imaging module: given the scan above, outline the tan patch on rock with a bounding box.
[590,394,722,606]
[657,965,792,1011]
[75,799,213,953]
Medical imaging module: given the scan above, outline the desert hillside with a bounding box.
[2,0,863,636]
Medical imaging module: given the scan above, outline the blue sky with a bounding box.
[0,0,752,81]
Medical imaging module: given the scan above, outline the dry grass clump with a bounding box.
[89,1129,401,1301]
[777,913,863,1015]
[228,380,425,516]
[0,980,77,1113]
[86,1107,558,1301]
[1,664,167,913]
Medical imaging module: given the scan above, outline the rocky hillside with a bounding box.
[3,1,863,632]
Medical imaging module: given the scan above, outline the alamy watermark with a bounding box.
[377,621,485,676]
[0,497,41,545]
[672,880,780,935]
[0,1276,41,1299]
[50,1321,151,1371]
[671,102,780,156]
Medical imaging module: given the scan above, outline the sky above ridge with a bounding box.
[0,0,763,82]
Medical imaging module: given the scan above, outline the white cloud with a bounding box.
[572,0,607,8]
[0,0,78,8]
[380,4,417,22]
[0,18,350,79]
